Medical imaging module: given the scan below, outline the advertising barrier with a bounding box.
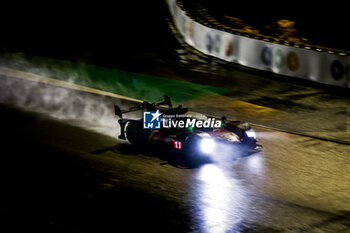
[167,0,350,88]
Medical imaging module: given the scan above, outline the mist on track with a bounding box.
[0,55,133,138]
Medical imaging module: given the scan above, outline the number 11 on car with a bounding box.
[174,141,182,149]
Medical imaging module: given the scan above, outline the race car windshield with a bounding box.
[237,122,250,130]
[184,111,208,120]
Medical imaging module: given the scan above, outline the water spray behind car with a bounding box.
[0,54,129,138]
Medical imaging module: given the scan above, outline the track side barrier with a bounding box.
[167,0,350,88]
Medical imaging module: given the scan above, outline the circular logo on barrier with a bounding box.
[274,49,285,69]
[330,60,344,81]
[225,38,234,57]
[261,46,272,66]
[286,51,299,71]
[206,33,213,53]
[214,34,221,53]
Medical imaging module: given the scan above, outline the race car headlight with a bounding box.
[200,138,215,154]
[246,129,256,139]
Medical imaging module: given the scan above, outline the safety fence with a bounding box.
[167,0,350,88]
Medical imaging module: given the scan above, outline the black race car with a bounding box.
[114,96,262,161]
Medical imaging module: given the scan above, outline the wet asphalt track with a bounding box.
[0,74,350,233]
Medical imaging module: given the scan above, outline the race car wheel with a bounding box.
[125,121,140,144]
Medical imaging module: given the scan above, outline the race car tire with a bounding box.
[125,121,141,144]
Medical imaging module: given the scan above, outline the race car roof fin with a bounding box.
[164,95,173,108]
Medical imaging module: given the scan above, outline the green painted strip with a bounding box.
[0,53,230,103]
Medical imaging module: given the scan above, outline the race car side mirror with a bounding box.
[221,116,227,123]
[114,105,123,118]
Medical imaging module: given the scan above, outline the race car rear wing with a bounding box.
[114,95,173,119]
